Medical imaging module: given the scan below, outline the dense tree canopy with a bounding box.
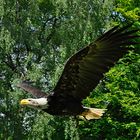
[0,0,139,139]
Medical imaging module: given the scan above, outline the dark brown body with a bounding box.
[43,94,84,116]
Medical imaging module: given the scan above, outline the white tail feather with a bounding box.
[79,107,107,120]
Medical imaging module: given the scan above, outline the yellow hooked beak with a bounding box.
[20,99,30,105]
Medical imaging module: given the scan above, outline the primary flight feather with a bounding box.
[18,24,139,120]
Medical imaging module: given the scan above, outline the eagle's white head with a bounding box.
[20,98,48,109]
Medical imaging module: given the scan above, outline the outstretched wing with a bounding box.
[17,81,47,98]
[53,24,139,100]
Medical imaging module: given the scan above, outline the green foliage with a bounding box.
[115,0,140,21]
[0,0,139,139]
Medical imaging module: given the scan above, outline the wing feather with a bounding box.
[17,81,47,98]
[53,24,139,100]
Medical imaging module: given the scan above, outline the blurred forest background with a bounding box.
[0,0,140,139]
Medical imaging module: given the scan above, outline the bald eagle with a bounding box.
[18,24,139,120]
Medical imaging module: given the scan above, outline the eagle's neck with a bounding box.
[35,98,48,105]
[35,98,48,109]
